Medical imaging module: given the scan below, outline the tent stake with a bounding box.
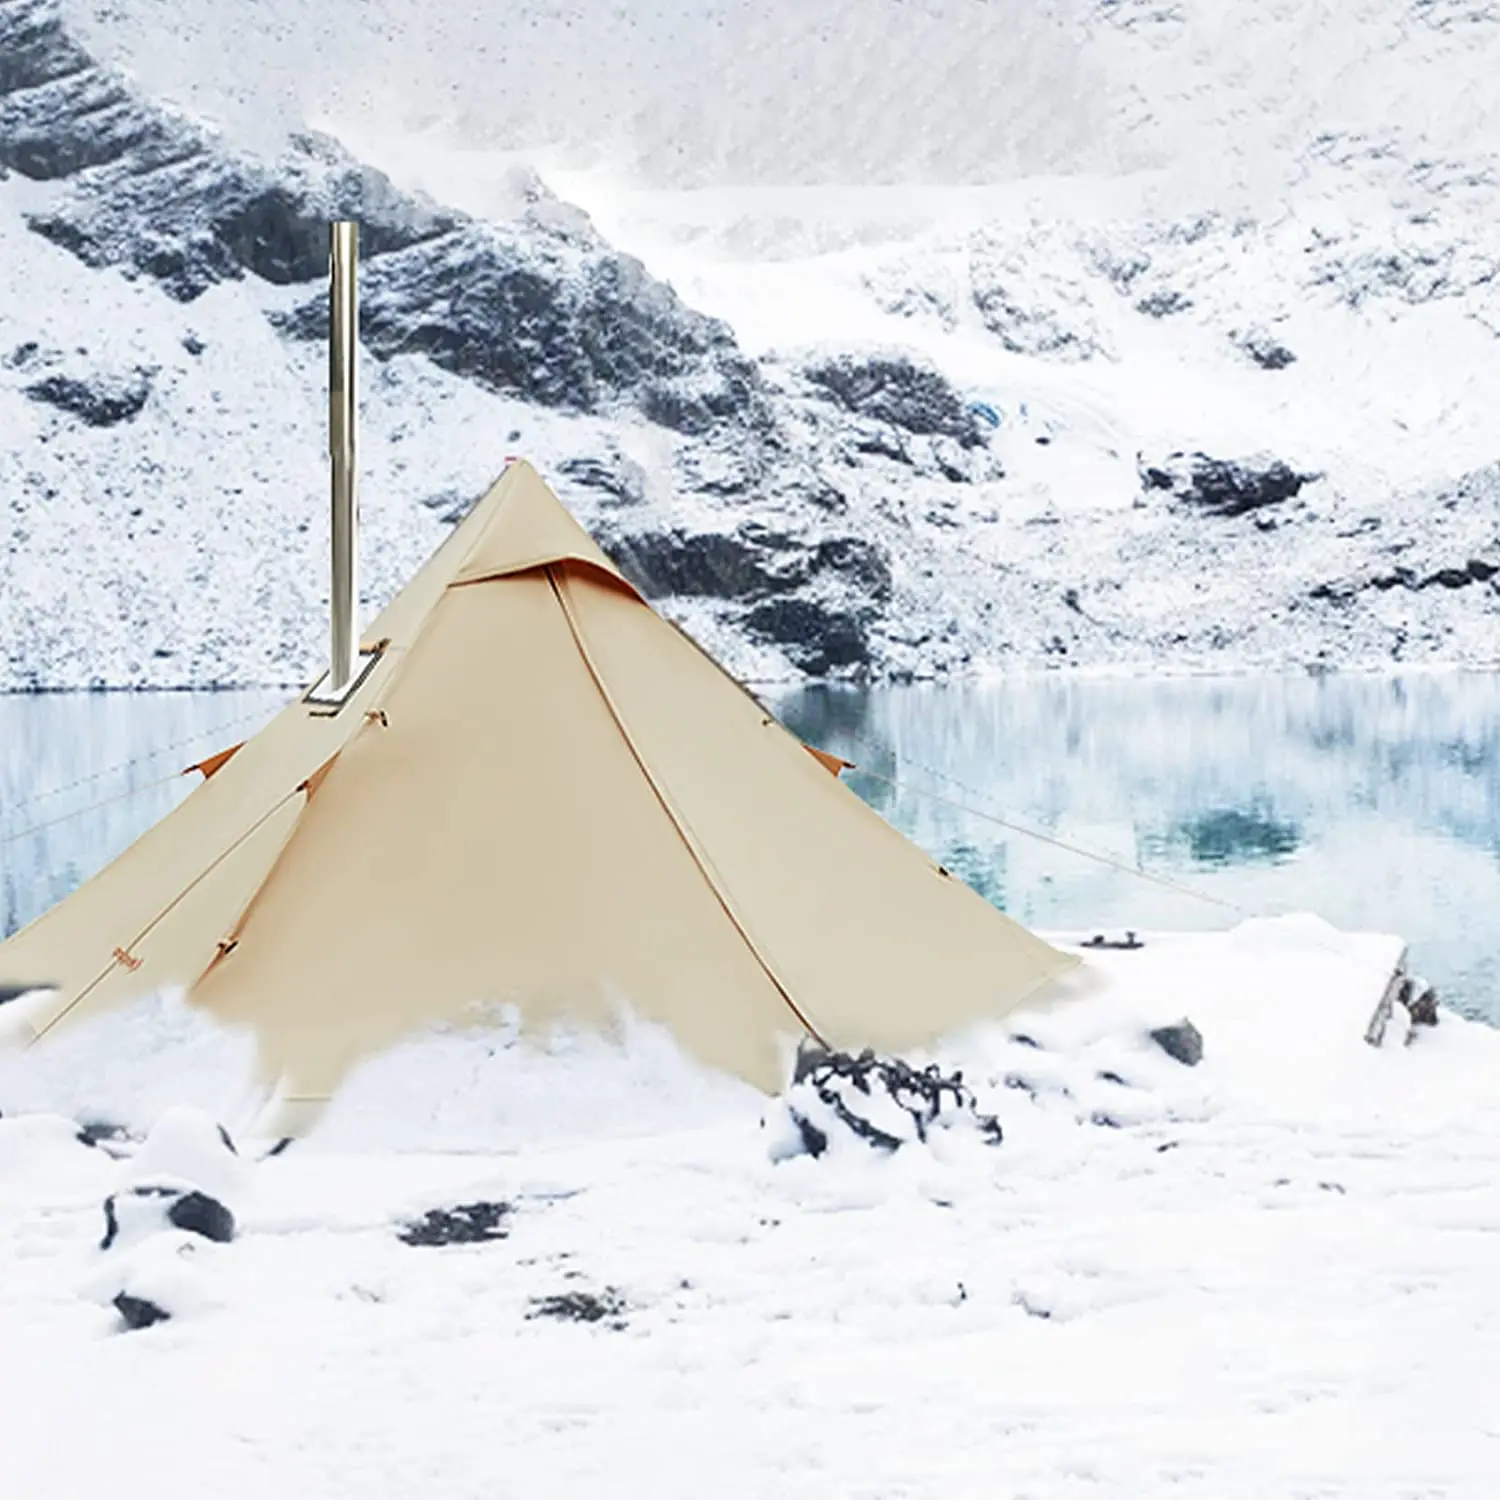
[328,221,359,695]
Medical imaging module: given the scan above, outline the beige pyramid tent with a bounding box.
[0,461,1076,1130]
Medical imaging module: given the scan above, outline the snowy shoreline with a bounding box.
[4,915,1500,1496]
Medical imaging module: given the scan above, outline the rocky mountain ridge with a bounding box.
[3,0,1500,689]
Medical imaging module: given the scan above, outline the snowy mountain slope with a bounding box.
[3,0,1500,688]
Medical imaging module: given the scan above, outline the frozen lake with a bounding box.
[3,672,1499,1025]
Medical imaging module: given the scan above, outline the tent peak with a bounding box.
[450,461,639,596]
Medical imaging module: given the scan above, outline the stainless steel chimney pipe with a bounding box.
[328,221,358,695]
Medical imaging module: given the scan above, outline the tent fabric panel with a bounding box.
[191,569,800,1100]
[0,681,386,1021]
[8,793,306,1050]
[0,461,527,1021]
[559,569,1078,1051]
[449,461,632,592]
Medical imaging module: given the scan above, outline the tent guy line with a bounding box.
[0,768,190,849]
[845,763,1250,918]
[2,703,277,814]
[0,460,1077,1134]
[25,782,309,1046]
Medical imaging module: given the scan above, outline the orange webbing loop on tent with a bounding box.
[803,745,854,777]
[186,743,245,780]
[28,784,307,1044]
[297,754,340,801]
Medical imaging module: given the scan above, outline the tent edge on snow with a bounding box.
[0,461,1079,1129]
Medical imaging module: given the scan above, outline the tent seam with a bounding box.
[27,784,307,1044]
[545,565,828,1050]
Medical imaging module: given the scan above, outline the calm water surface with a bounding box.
[4,673,1499,1025]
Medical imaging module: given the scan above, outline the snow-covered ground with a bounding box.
[3,916,1499,1496]
[4,0,1500,687]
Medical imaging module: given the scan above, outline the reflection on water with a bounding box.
[0,690,284,941]
[772,672,1500,1026]
[3,674,1499,1025]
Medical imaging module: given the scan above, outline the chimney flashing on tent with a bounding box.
[304,645,383,710]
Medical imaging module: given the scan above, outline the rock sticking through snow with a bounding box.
[398,1201,512,1247]
[527,1289,628,1327]
[1147,1018,1205,1066]
[1139,451,1318,517]
[112,1291,171,1330]
[101,1182,236,1250]
[769,1044,1005,1161]
[89,1105,245,1329]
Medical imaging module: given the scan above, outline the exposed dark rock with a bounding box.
[1403,980,1440,1028]
[1140,451,1317,515]
[1148,1019,1204,1066]
[1232,327,1298,369]
[76,1119,131,1149]
[0,5,456,298]
[274,228,751,421]
[0,0,92,98]
[1136,289,1193,317]
[605,528,891,614]
[421,488,475,524]
[846,418,911,463]
[114,1292,170,1330]
[398,1201,512,1247]
[673,438,768,497]
[803,352,984,447]
[972,275,1096,360]
[24,370,152,426]
[813,536,893,605]
[781,1043,1004,1158]
[743,598,870,674]
[639,362,764,435]
[1321,555,1500,601]
[608,529,802,601]
[101,1183,235,1249]
[24,141,455,302]
[166,1190,235,1243]
[527,1288,627,1325]
[556,453,647,508]
[0,68,180,179]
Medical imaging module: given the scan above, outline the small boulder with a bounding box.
[101,1182,236,1250]
[398,1201,511,1247]
[94,1231,218,1329]
[1140,451,1316,516]
[114,1293,170,1331]
[803,352,985,448]
[771,1044,1003,1161]
[1148,1020,1204,1067]
[1403,979,1440,1029]
[23,370,152,427]
[527,1288,626,1326]
[167,1189,236,1243]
